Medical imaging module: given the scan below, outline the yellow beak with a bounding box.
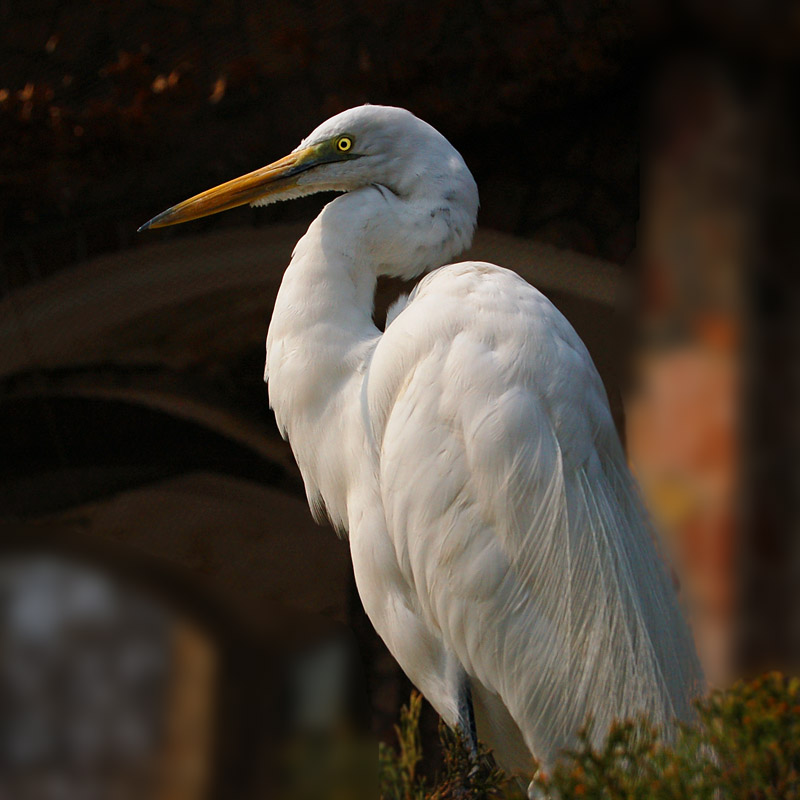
[138,145,318,231]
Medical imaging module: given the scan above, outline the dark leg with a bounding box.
[450,677,481,799]
[457,677,479,763]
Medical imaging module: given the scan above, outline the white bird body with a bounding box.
[142,105,704,781]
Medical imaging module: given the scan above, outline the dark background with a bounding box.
[3,0,651,277]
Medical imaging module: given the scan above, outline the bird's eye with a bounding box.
[336,136,353,152]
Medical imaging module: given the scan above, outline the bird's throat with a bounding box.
[265,213,381,530]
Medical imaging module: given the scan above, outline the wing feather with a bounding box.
[367,261,703,766]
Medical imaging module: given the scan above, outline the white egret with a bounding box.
[140,105,704,789]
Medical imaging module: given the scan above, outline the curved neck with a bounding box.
[265,199,381,530]
[264,184,474,529]
[266,204,381,434]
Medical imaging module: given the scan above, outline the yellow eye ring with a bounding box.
[336,136,353,152]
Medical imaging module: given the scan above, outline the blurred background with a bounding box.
[1,0,799,797]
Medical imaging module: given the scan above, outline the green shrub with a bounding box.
[378,690,513,800]
[379,673,800,799]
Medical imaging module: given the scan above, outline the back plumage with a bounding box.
[366,261,704,773]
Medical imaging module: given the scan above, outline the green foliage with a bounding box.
[529,717,718,800]
[695,672,800,799]
[380,673,800,800]
[379,691,520,800]
[428,720,510,799]
[379,691,427,800]
[534,672,800,799]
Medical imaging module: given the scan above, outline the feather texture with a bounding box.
[259,105,704,781]
[365,262,703,771]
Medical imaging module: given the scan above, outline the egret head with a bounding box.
[138,105,478,235]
